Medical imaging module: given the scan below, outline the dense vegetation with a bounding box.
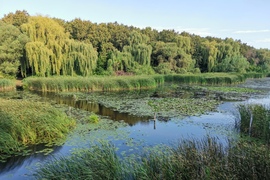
[0,99,76,162]
[23,73,265,92]
[237,104,270,144]
[34,138,270,180]
[1,10,270,78]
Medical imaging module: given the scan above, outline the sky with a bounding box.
[0,0,270,49]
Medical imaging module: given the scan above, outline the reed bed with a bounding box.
[0,99,76,162]
[164,73,248,85]
[34,138,270,180]
[23,75,165,92]
[23,73,265,92]
[237,104,270,144]
[0,78,15,91]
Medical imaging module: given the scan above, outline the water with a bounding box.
[1,78,270,180]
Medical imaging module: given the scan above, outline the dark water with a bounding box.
[1,78,270,180]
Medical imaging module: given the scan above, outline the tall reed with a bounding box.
[23,72,264,92]
[23,75,165,92]
[237,104,270,144]
[33,138,270,180]
[0,99,76,161]
[34,142,126,180]
[164,73,248,85]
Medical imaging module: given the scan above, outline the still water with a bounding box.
[0,78,270,180]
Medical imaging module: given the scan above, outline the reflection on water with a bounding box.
[0,145,62,179]
[37,92,152,126]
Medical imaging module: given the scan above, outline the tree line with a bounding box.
[0,10,270,78]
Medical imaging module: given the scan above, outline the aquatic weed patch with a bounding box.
[66,91,220,118]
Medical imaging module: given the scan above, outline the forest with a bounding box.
[0,10,270,79]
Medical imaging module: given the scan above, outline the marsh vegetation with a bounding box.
[0,77,270,179]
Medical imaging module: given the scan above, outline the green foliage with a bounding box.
[21,16,97,76]
[0,21,29,77]
[2,11,270,77]
[20,16,98,77]
[0,99,76,161]
[214,55,250,73]
[1,10,29,27]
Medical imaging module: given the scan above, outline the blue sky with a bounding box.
[1,0,269,49]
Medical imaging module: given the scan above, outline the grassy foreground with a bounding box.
[0,78,15,91]
[33,138,270,180]
[0,99,76,162]
[23,72,265,92]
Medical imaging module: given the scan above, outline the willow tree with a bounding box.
[21,16,69,76]
[176,35,192,54]
[202,40,218,72]
[123,31,152,66]
[21,16,97,76]
[63,40,98,76]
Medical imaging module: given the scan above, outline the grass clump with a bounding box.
[34,142,126,180]
[0,99,76,162]
[237,104,270,144]
[0,78,15,91]
[87,113,99,124]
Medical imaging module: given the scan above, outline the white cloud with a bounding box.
[175,28,212,37]
[234,30,270,34]
[256,38,270,43]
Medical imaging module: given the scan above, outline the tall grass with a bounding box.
[34,142,126,180]
[164,73,251,85]
[0,99,76,162]
[0,78,15,91]
[34,138,270,180]
[23,75,165,92]
[23,72,264,92]
[237,104,270,144]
